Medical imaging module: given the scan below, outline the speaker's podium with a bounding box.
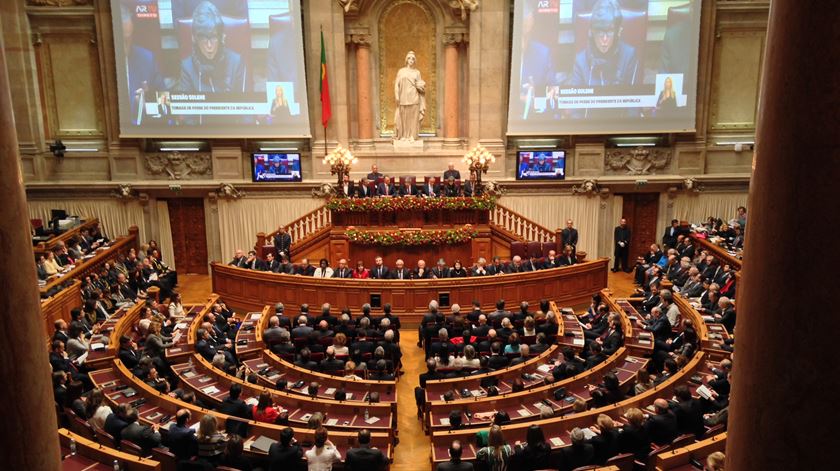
[325,196,493,269]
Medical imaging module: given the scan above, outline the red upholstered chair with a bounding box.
[574,4,648,60]
[526,241,543,259]
[398,176,416,187]
[510,242,527,259]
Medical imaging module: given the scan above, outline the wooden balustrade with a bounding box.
[40,280,81,338]
[33,218,100,256]
[490,204,556,243]
[689,233,742,271]
[256,205,332,251]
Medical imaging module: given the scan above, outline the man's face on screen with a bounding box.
[593,29,615,54]
[197,33,221,60]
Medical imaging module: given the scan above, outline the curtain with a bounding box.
[27,198,147,242]
[217,197,323,260]
[670,192,748,226]
[156,200,176,270]
[498,195,602,257]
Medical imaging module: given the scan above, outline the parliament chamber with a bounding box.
[0,0,836,470]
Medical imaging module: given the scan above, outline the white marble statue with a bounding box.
[393,51,426,142]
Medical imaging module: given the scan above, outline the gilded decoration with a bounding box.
[605,147,672,175]
[378,0,437,136]
[144,152,212,180]
[27,0,91,6]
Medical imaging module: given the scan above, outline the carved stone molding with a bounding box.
[346,33,372,47]
[442,32,468,46]
[312,183,337,199]
[144,152,212,180]
[605,146,672,175]
[447,0,479,22]
[27,0,91,6]
[215,183,244,200]
[338,0,360,15]
[572,179,600,197]
[112,184,136,201]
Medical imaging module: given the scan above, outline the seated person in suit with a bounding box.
[399,178,418,197]
[437,440,474,471]
[377,176,396,197]
[338,174,355,198]
[442,177,460,197]
[165,409,197,460]
[646,399,679,446]
[412,259,431,279]
[390,259,411,280]
[332,258,353,278]
[463,171,482,197]
[559,244,577,266]
[422,177,441,197]
[269,427,304,470]
[471,257,489,276]
[356,177,373,198]
[431,258,449,279]
[449,260,468,278]
[345,429,387,471]
[370,256,390,279]
[295,258,316,276]
[559,427,595,470]
[120,407,162,454]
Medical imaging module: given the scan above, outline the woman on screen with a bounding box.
[657,76,677,113]
[270,86,291,120]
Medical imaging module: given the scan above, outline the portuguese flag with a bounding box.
[320,30,332,127]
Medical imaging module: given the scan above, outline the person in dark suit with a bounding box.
[390,259,411,280]
[714,297,736,333]
[195,328,220,362]
[412,259,431,279]
[273,227,292,260]
[618,408,651,460]
[291,316,314,339]
[443,163,461,181]
[487,257,508,275]
[370,256,390,279]
[339,174,355,198]
[216,384,252,435]
[295,258,316,276]
[510,425,553,470]
[588,414,621,465]
[243,250,265,271]
[119,5,164,126]
[436,440,474,471]
[442,177,461,197]
[422,177,441,198]
[613,218,631,272]
[661,219,684,249]
[598,313,624,356]
[559,245,577,266]
[376,176,396,197]
[356,177,373,198]
[366,165,383,181]
[431,259,449,279]
[399,178,419,197]
[229,249,248,268]
[268,427,305,471]
[463,172,482,197]
[104,404,130,443]
[345,429,388,471]
[332,259,353,279]
[164,409,197,461]
[264,252,282,273]
[671,385,705,438]
[118,336,141,371]
[558,427,595,471]
[120,408,162,454]
[646,399,679,446]
[562,219,579,249]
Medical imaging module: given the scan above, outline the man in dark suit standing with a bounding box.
[613,218,631,272]
[422,177,441,198]
[274,227,292,260]
[367,164,383,181]
[662,219,682,249]
[377,176,396,197]
[436,440,474,471]
[370,256,390,279]
[562,219,579,250]
[345,429,388,471]
[443,162,461,181]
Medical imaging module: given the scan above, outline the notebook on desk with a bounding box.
[250,435,277,453]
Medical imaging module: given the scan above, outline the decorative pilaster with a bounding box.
[348,33,373,146]
[443,32,466,148]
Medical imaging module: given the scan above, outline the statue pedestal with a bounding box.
[392,139,425,152]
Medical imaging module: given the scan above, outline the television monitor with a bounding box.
[251,153,302,182]
[516,150,566,180]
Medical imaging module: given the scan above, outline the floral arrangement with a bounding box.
[462,144,496,176]
[345,225,478,246]
[326,194,497,212]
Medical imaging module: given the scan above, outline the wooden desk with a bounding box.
[690,234,742,271]
[235,306,271,359]
[89,360,393,461]
[59,428,160,471]
[85,303,144,370]
[654,432,727,470]
[211,258,609,325]
[41,280,82,338]
[40,231,138,296]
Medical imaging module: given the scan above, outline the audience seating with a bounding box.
[59,428,161,470]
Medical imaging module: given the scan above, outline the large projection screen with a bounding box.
[111,0,311,138]
[508,0,702,135]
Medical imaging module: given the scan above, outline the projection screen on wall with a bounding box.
[111,0,310,138]
[508,0,702,135]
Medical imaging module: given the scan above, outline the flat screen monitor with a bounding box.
[516,150,566,180]
[251,153,302,182]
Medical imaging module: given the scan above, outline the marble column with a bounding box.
[0,36,61,469]
[443,33,462,147]
[725,0,839,469]
[350,34,373,146]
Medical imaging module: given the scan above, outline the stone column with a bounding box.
[350,33,373,147]
[725,0,839,470]
[443,33,463,148]
[0,37,61,469]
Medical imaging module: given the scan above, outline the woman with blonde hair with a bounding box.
[706,451,725,471]
[476,424,512,471]
[332,333,349,355]
[168,292,185,319]
[197,414,227,463]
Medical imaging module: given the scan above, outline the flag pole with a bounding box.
[321,25,327,158]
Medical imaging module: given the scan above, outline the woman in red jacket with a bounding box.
[352,260,370,279]
[252,391,284,423]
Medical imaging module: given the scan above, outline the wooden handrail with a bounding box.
[256,205,331,251]
[59,428,161,470]
[490,203,556,243]
[33,218,100,255]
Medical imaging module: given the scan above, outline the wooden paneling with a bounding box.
[709,30,765,131]
[166,198,208,275]
[621,193,660,261]
[40,280,82,338]
[211,258,609,325]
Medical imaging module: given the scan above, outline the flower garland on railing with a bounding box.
[326,194,497,212]
[345,224,478,246]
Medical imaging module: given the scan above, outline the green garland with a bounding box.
[345,225,478,246]
[326,195,496,213]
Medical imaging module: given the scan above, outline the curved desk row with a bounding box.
[211,258,610,325]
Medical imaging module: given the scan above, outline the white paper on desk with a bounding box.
[364,416,380,424]
[183,371,196,379]
[75,351,89,365]
[202,386,219,395]
[471,389,484,397]
[580,428,597,440]
[533,402,545,409]
[550,437,565,447]
[249,312,262,320]
[90,342,105,350]
[537,364,552,373]
[572,338,585,346]
[175,322,187,330]
[326,418,338,426]
[190,422,200,431]
[325,388,336,395]
[345,393,353,399]
[517,408,530,417]
[301,413,312,421]
[439,417,450,426]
